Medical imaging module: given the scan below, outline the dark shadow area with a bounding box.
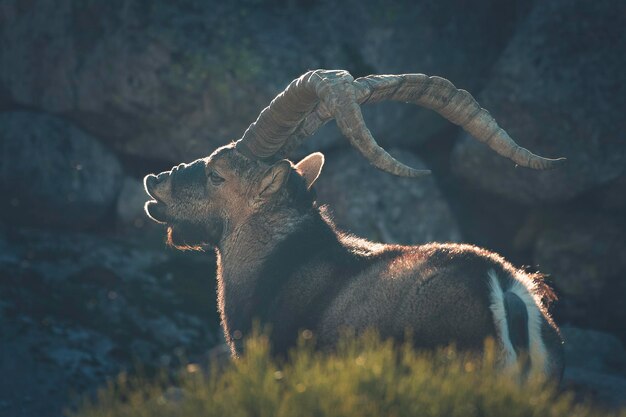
[1,0,625,415]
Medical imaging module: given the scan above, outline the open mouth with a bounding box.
[144,199,167,224]
[144,174,168,224]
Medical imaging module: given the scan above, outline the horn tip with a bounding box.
[540,156,567,170]
[407,169,432,178]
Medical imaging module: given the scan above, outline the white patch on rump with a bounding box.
[488,270,517,368]
[488,269,548,375]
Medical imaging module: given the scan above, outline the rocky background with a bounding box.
[0,0,625,416]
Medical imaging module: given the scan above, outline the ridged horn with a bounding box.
[354,74,565,170]
[235,70,565,175]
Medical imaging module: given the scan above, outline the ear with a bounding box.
[257,160,292,198]
[295,152,325,190]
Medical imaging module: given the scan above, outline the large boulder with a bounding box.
[561,326,626,407]
[451,0,626,204]
[315,148,461,244]
[0,0,530,163]
[527,211,626,335]
[0,112,123,228]
[562,326,626,375]
[589,174,626,213]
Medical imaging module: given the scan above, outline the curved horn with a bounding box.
[354,74,565,170]
[236,70,565,175]
[236,70,429,177]
[235,71,320,160]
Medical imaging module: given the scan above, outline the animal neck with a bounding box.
[214,206,348,354]
[217,206,307,277]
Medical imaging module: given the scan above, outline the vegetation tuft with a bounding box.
[70,331,625,417]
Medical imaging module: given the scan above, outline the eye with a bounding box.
[209,170,225,186]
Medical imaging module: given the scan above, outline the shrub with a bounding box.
[70,331,625,417]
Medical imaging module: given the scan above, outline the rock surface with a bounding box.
[0,0,530,163]
[589,174,626,213]
[0,112,123,228]
[451,0,626,204]
[116,176,152,230]
[562,326,626,407]
[528,211,626,337]
[315,148,461,244]
[562,326,626,375]
[0,228,220,417]
[115,175,173,241]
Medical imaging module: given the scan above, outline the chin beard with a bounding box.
[166,218,223,251]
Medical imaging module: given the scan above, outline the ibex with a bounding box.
[143,70,565,379]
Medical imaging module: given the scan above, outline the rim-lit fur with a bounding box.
[143,144,564,380]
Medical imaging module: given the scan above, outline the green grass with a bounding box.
[70,331,625,417]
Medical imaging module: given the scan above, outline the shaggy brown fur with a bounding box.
[144,144,564,380]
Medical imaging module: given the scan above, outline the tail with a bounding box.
[488,270,548,375]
